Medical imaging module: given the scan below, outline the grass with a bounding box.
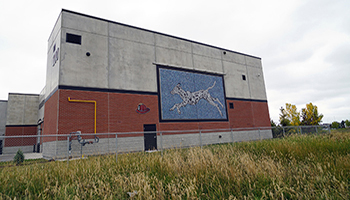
[0,130,349,199]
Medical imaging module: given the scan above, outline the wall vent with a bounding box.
[66,33,81,45]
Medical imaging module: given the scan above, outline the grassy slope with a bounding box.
[0,130,349,199]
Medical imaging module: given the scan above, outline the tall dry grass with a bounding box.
[0,130,349,199]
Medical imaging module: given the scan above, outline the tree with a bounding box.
[285,103,300,126]
[279,107,291,126]
[331,121,340,129]
[14,149,25,165]
[345,120,350,128]
[271,120,277,127]
[340,120,346,128]
[279,103,299,126]
[300,103,324,125]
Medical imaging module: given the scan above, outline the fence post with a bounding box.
[258,128,261,140]
[67,136,69,167]
[199,130,202,148]
[160,132,163,157]
[315,126,318,134]
[115,134,118,163]
[300,126,303,135]
[328,124,331,134]
[282,127,285,137]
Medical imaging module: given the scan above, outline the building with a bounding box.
[1,9,271,158]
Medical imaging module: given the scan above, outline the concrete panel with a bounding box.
[62,11,108,36]
[42,136,143,159]
[192,43,222,59]
[193,54,223,73]
[160,133,200,149]
[24,95,39,125]
[223,61,250,99]
[201,131,233,145]
[156,47,193,69]
[2,145,34,154]
[109,23,155,45]
[0,101,7,136]
[247,66,267,100]
[60,29,109,88]
[6,94,25,125]
[108,38,157,92]
[45,29,60,98]
[245,56,262,68]
[6,94,39,125]
[222,51,246,65]
[47,13,62,54]
[155,34,192,53]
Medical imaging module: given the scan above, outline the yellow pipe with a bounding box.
[68,97,97,134]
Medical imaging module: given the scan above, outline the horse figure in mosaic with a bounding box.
[169,81,224,116]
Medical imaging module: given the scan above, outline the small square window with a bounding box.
[66,33,82,45]
[229,103,234,109]
[242,75,246,81]
[53,44,56,52]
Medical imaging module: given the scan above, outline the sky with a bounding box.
[0,0,349,124]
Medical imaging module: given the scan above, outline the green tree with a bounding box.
[279,107,291,126]
[271,120,277,127]
[331,121,340,129]
[345,119,350,128]
[14,149,25,165]
[300,103,324,125]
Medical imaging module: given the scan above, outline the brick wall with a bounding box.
[42,91,59,142]
[43,89,271,136]
[4,126,37,147]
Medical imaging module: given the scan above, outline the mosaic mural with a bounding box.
[158,66,227,121]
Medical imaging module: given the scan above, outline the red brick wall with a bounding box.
[42,89,271,137]
[109,93,159,133]
[42,90,59,142]
[5,126,37,147]
[227,100,255,128]
[251,101,271,127]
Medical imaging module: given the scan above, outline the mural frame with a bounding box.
[157,65,228,122]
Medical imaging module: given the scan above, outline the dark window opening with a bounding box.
[229,102,234,109]
[53,44,56,52]
[242,75,246,81]
[66,33,82,45]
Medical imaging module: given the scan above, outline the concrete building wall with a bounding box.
[6,94,39,126]
[0,100,7,136]
[52,10,268,101]
[45,12,62,99]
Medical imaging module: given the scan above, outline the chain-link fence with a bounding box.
[271,124,331,138]
[0,125,331,162]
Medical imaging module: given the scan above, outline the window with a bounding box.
[66,33,81,45]
[242,75,246,81]
[229,103,234,109]
[53,44,56,52]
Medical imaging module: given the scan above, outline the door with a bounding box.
[144,124,157,151]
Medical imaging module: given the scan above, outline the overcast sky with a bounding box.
[0,0,349,124]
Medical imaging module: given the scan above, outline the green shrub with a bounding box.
[14,149,25,165]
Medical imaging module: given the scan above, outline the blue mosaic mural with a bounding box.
[158,67,227,121]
